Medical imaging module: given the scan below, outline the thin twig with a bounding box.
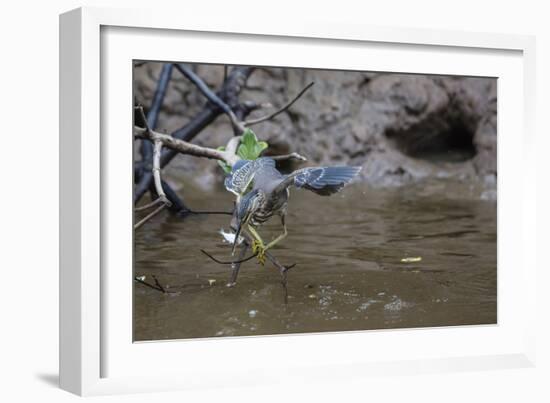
[238,100,272,115]
[244,82,314,127]
[200,249,258,265]
[264,256,295,305]
[152,275,166,293]
[237,233,296,303]
[135,197,165,212]
[270,152,308,162]
[134,276,165,293]
[134,203,166,230]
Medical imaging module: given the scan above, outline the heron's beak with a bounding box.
[231,221,243,255]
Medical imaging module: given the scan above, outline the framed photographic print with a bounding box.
[60,6,537,396]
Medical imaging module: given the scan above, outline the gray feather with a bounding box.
[284,166,361,196]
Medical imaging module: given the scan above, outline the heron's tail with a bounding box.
[293,166,362,196]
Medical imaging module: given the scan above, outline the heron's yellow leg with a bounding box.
[247,225,266,265]
[264,222,287,252]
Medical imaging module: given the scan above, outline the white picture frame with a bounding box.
[59,6,537,396]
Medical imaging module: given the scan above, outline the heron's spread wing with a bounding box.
[224,160,254,195]
[224,158,276,196]
[279,166,361,196]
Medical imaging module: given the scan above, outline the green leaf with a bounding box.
[218,160,232,174]
[256,141,268,155]
[217,129,269,174]
[236,128,269,160]
[215,145,232,173]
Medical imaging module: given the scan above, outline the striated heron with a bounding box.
[225,157,361,263]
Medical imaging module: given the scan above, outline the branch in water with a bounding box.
[200,249,258,265]
[134,275,165,293]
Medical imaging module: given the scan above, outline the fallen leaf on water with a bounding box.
[400,257,422,263]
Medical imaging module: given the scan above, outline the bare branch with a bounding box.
[134,203,167,230]
[238,100,273,116]
[134,125,241,166]
[136,104,151,131]
[134,67,254,205]
[152,275,166,293]
[134,276,164,292]
[140,63,173,163]
[133,107,173,228]
[134,106,240,229]
[174,64,246,134]
[134,275,173,294]
[152,140,170,204]
[160,179,191,214]
[270,152,308,162]
[224,229,296,301]
[200,249,258,265]
[135,96,308,225]
[135,197,165,212]
[244,82,314,127]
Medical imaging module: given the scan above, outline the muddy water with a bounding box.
[134,181,496,341]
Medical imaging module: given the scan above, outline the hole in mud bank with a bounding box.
[274,157,299,174]
[386,119,477,163]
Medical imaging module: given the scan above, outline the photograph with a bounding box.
[132,61,497,341]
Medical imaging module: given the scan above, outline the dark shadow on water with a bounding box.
[35,373,59,388]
